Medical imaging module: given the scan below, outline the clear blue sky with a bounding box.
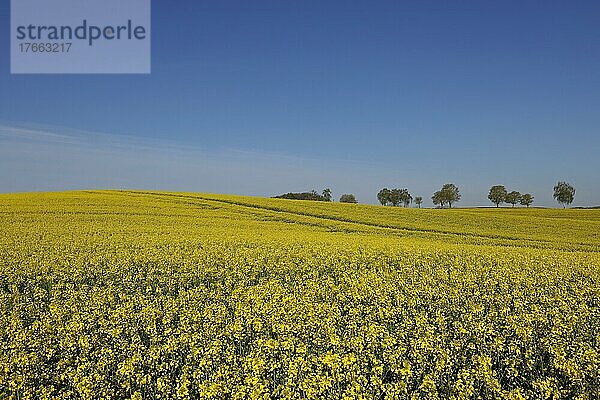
[1,1,599,206]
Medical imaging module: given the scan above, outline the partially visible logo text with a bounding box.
[16,20,147,46]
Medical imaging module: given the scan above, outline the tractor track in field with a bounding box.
[96,190,576,250]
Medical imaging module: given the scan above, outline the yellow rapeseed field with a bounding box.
[1,190,599,399]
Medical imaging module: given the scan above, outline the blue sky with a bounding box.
[1,1,599,206]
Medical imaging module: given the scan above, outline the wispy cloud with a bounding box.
[1,122,597,206]
[0,122,415,203]
[0,126,71,142]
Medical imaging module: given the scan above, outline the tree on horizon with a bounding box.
[389,189,403,206]
[340,194,358,203]
[520,193,534,207]
[377,188,391,205]
[400,189,412,207]
[505,191,521,207]
[415,196,423,208]
[436,183,461,208]
[432,191,445,208]
[488,185,507,207]
[553,181,575,208]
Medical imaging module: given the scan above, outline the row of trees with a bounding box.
[378,184,460,208]
[324,189,358,203]
[273,188,357,203]
[488,186,534,207]
[377,188,415,207]
[487,182,576,208]
[375,181,576,208]
[278,181,576,208]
